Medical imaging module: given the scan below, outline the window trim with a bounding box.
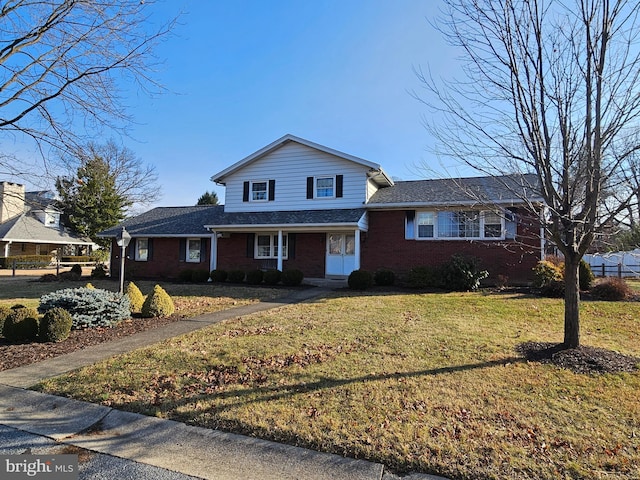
[254,233,288,259]
[411,210,506,240]
[314,175,335,199]
[186,238,202,263]
[250,180,269,202]
[135,238,149,261]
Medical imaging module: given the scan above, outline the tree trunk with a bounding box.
[563,257,581,348]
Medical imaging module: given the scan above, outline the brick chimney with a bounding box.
[0,181,26,223]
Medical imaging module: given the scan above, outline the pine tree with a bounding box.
[196,191,219,205]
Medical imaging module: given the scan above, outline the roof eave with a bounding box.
[366,198,545,209]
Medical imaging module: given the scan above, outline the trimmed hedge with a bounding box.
[228,270,246,283]
[263,269,282,285]
[0,255,51,269]
[192,269,211,283]
[39,287,130,329]
[141,285,175,318]
[374,269,395,286]
[281,269,304,286]
[126,282,145,314]
[3,306,39,342]
[348,270,373,290]
[39,307,73,343]
[210,269,228,282]
[246,269,264,285]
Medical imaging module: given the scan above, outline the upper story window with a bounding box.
[243,180,275,202]
[44,212,60,228]
[409,210,505,240]
[307,175,343,199]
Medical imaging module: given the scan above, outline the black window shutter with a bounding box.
[406,210,415,222]
[147,239,154,261]
[246,233,255,258]
[127,241,135,259]
[336,175,343,198]
[306,177,314,199]
[179,238,186,261]
[243,181,249,202]
[200,238,208,262]
[288,233,296,259]
[268,179,276,201]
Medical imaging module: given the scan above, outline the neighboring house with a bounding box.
[0,181,94,263]
[101,135,544,283]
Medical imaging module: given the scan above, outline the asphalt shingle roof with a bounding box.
[368,174,541,206]
[0,213,92,244]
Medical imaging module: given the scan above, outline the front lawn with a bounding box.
[36,291,640,480]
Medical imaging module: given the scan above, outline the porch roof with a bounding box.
[207,208,367,232]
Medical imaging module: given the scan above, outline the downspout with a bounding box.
[4,241,10,257]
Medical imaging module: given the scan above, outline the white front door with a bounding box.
[326,233,356,276]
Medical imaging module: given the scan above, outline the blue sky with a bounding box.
[106,1,460,208]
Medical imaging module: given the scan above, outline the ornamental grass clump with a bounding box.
[39,287,130,329]
[126,282,145,314]
[39,307,73,343]
[141,285,175,318]
[2,306,39,342]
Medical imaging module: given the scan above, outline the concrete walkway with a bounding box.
[0,284,448,480]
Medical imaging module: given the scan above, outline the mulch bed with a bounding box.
[516,341,640,374]
[0,315,183,372]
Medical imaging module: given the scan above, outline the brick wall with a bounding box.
[361,209,541,284]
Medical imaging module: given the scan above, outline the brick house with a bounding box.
[101,135,544,284]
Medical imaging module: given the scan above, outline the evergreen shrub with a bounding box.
[91,264,107,278]
[192,269,211,283]
[39,307,73,343]
[246,269,264,285]
[228,270,246,283]
[263,269,282,285]
[540,279,565,298]
[210,269,228,282]
[70,264,83,276]
[281,269,304,286]
[178,269,194,283]
[348,270,373,290]
[141,285,175,318]
[440,254,489,291]
[0,305,11,336]
[532,260,563,289]
[126,282,145,314]
[406,265,441,289]
[374,269,395,286]
[3,306,39,342]
[39,287,130,329]
[579,260,595,291]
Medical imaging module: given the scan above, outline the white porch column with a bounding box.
[277,230,284,271]
[354,229,361,271]
[209,233,217,272]
[4,241,10,257]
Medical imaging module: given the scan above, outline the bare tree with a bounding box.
[59,139,161,211]
[418,0,640,348]
[0,0,175,181]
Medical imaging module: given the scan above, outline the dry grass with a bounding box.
[35,290,640,479]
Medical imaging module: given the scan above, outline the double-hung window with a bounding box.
[483,212,503,238]
[186,238,201,263]
[251,181,268,201]
[255,234,288,259]
[416,212,435,238]
[316,176,334,198]
[135,238,149,261]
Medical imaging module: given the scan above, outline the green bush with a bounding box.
[532,260,563,288]
[0,305,11,336]
[281,269,304,286]
[0,255,51,269]
[2,306,39,342]
[246,269,264,285]
[126,282,145,314]
[579,260,595,291]
[70,264,83,276]
[348,270,373,290]
[39,287,130,329]
[406,266,441,289]
[210,269,228,282]
[440,255,488,291]
[39,307,73,343]
[591,277,631,301]
[374,269,395,286]
[540,279,565,298]
[263,269,282,285]
[228,270,246,283]
[141,285,175,318]
[192,269,211,283]
[91,264,107,278]
[39,273,59,282]
[59,270,81,281]
[178,269,194,283]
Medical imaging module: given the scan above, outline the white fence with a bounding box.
[583,249,640,278]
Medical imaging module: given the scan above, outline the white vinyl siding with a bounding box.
[223,143,370,212]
